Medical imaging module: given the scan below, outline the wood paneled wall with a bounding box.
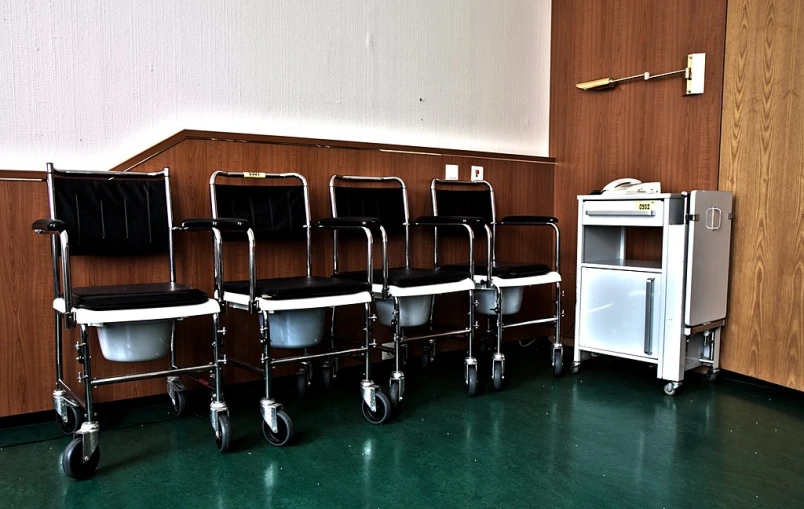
[718,0,804,391]
[549,0,728,340]
[0,135,555,417]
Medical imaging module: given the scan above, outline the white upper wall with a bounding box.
[0,0,551,170]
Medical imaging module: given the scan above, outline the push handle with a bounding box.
[644,278,655,355]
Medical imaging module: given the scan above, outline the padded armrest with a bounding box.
[317,217,381,228]
[180,217,251,231]
[32,218,66,234]
[413,216,486,227]
[501,215,558,225]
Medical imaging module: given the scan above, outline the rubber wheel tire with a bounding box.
[321,365,333,390]
[492,362,503,391]
[571,364,580,375]
[467,365,478,397]
[215,414,231,453]
[62,436,100,480]
[171,391,187,417]
[707,368,719,382]
[663,383,677,396]
[553,349,564,378]
[421,349,431,370]
[262,410,294,447]
[362,391,391,425]
[296,373,308,397]
[389,381,401,411]
[56,405,83,434]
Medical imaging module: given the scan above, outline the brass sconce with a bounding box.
[576,53,706,95]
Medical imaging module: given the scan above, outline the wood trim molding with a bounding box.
[111,129,555,172]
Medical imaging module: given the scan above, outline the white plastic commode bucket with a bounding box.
[376,295,433,328]
[97,320,173,362]
[268,308,326,349]
[475,287,525,315]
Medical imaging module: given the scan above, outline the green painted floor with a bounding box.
[1,345,803,509]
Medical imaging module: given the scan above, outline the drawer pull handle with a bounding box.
[644,278,655,355]
[585,210,656,217]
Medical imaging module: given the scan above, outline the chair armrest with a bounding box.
[500,215,558,225]
[178,217,251,231]
[317,217,381,229]
[32,218,67,234]
[413,216,485,227]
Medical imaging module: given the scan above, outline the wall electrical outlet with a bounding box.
[445,164,459,180]
[471,165,484,181]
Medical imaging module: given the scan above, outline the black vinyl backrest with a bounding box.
[214,184,307,241]
[52,176,170,256]
[332,186,406,235]
[434,189,494,225]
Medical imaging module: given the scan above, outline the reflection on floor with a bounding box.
[1,344,803,508]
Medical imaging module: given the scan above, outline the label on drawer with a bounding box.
[635,201,655,211]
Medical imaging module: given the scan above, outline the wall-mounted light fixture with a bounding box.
[576,53,706,95]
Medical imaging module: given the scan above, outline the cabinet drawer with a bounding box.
[578,268,662,359]
[581,199,663,226]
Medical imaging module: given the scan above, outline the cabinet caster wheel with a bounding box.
[56,405,83,434]
[262,410,294,447]
[706,368,719,382]
[571,364,580,375]
[215,414,231,452]
[389,381,401,411]
[62,436,100,480]
[362,392,391,425]
[663,382,680,396]
[466,365,478,397]
[171,391,187,417]
[553,349,564,378]
[492,362,503,391]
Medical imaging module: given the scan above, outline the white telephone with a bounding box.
[601,178,661,195]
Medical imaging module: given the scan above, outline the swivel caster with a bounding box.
[663,382,681,396]
[466,364,478,397]
[296,364,311,397]
[571,363,580,375]
[362,392,391,425]
[215,414,231,453]
[55,405,83,434]
[262,410,294,447]
[389,381,401,410]
[553,348,564,378]
[492,362,504,391]
[170,391,187,417]
[421,345,434,370]
[706,368,719,382]
[321,362,335,390]
[62,436,100,480]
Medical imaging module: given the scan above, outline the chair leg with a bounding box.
[465,288,478,397]
[361,302,390,425]
[209,313,231,452]
[491,286,505,391]
[389,297,405,411]
[258,310,293,447]
[552,281,564,377]
[62,324,100,480]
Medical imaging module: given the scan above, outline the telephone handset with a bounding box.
[599,178,662,195]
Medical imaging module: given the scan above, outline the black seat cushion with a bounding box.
[441,261,551,279]
[223,276,370,300]
[333,267,470,288]
[71,282,209,311]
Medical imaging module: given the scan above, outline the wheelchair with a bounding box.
[328,175,482,407]
[430,178,563,388]
[207,170,391,446]
[32,163,235,479]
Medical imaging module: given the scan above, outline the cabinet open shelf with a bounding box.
[580,259,662,273]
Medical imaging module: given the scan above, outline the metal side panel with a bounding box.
[684,191,734,326]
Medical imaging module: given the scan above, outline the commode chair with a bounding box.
[431,179,563,389]
[328,175,482,407]
[208,171,390,446]
[32,163,235,480]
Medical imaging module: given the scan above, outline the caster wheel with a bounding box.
[571,364,580,375]
[466,365,478,397]
[262,410,294,447]
[171,391,187,417]
[321,364,334,390]
[553,349,564,378]
[62,436,100,480]
[362,391,391,425]
[296,372,309,397]
[56,405,83,434]
[663,383,678,396]
[421,348,432,370]
[215,414,231,453]
[389,381,401,411]
[706,368,719,382]
[492,362,503,391]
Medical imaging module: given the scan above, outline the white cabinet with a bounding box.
[573,192,733,395]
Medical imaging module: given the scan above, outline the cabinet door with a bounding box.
[578,268,662,359]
